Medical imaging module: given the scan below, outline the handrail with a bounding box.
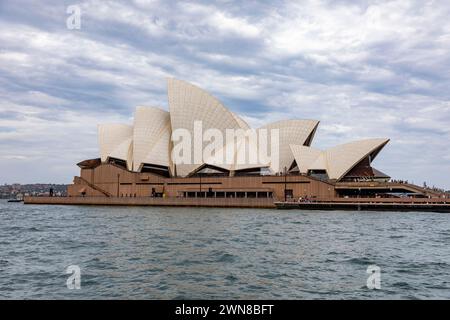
[336,181,445,198]
[400,183,443,197]
[76,176,113,197]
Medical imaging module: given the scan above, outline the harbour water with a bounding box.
[0,199,449,299]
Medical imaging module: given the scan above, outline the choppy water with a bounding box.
[0,200,449,299]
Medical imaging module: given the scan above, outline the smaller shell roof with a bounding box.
[290,138,389,181]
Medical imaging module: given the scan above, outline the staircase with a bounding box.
[76,176,113,197]
[401,183,445,198]
[335,181,446,198]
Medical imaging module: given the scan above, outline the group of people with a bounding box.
[390,179,409,184]
[297,196,313,203]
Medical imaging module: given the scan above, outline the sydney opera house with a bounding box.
[62,78,443,205]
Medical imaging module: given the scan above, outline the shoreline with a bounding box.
[23,196,450,212]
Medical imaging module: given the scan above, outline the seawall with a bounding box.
[23,196,450,212]
[275,201,450,212]
[23,196,276,208]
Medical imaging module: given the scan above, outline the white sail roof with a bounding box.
[133,106,171,171]
[258,120,319,173]
[98,124,133,170]
[289,145,323,173]
[290,138,389,180]
[230,111,250,130]
[167,78,247,177]
[94,78,389,180]
[326,138,389,180]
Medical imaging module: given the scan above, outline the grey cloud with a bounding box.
[0,0,449,188]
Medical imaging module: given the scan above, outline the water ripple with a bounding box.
[0,200,449,299]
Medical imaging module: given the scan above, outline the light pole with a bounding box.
[199,172,202,197]
[117,173,120,197]
[284,166,287,202]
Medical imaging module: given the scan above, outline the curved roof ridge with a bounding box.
[135,105,168,113]
[230,111,250,130]
[167,78,243,130]
[326,138,389,152]
[325,138,390,180]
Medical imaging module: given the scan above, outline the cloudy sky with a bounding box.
[0,0,449,189]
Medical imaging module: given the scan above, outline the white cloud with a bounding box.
[0,0,449,188]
